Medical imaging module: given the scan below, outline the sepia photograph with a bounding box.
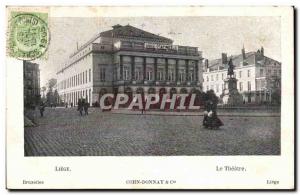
[23,16,281,156]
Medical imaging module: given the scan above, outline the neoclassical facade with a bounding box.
[203,47,281,104]
[56,24,203,105]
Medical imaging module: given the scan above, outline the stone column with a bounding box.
[154,58,157,81]
[195,60,199,82]
[185,59,189,81]
[120,55,123,80]
[131,56,135,80]
[143,57,146,81]
[165,58,168,81]
[175,59,179,82]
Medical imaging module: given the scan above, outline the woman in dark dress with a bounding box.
[203,91,224,129]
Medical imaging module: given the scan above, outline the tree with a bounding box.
[45,78,57,105]
[47,78,57,92]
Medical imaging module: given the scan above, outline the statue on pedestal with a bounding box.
[220,58,243,105]
[227,58,234,78]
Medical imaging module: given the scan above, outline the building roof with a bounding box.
[100,24,173,44]
[69,24,173,58]
[207,50,280,72]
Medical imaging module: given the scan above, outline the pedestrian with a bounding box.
[203,90,223,130]
[78,99,83,116]
[84,102,89,115]
[71,102,73,107]
[65,102,68,108]
[206,100,223,130]
[39,102,45,117]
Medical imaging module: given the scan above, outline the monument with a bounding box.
[221,58,243,105]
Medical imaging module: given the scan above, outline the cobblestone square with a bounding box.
[25,108,280,156]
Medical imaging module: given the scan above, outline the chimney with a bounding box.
[203,59,209,72]
[112,24,122,29]
[261,46,264,56]
[222,53,227,64]
[242,45,246,59]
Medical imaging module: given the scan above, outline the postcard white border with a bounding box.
[6,6,294,189]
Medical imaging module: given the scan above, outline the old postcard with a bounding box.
[6,6,294,189]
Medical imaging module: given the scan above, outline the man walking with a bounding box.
[84,101,89,115]
[78,99,83,116]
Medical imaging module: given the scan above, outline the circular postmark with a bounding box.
[8,13,50,61]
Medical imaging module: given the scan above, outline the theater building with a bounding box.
[56,24,203,106]
[203,47,281,104]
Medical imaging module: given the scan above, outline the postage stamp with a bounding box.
[7,12,49,60]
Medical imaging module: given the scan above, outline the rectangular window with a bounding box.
[239,71,242,78]
[179,72,184,82]
[260,69,264,77]
[168,70,174,81]
[206,86,209,91]
[248,81,251,91]
[211,75,214,81]
[207,76,209,82]
[89,69,91,82]
[216,84,219,93]
[239,82,243,91]
[222,73,224,80]
[85,71,87,83]
[100,67,106,81]
[189,72,194,81]
[247,70,251,77]
[135,67,142,80]
[158,69,164,81]
[147,70,153,81]
[83,72,85,84]
[124,68,129,80]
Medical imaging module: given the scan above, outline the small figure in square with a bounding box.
[84,101,89,115]
[77,99,83,116]
[39,102,45,117]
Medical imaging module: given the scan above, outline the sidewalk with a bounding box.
[109,108,280,117]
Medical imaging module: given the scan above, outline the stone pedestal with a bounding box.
[221,77,243,105]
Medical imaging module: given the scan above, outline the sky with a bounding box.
[35,16,281,87]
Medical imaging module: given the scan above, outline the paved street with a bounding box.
[25,107,280,156]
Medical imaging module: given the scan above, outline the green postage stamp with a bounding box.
[7,11,50,60]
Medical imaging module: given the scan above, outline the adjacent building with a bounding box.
[24,61,40,108]
[203,47,281,104]
[56,24,203,106]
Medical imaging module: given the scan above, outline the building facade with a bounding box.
[56,24,203,106]
[203,47,281,104]
[24,61,40,108]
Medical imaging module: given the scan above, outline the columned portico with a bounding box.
[117,55,200,87]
